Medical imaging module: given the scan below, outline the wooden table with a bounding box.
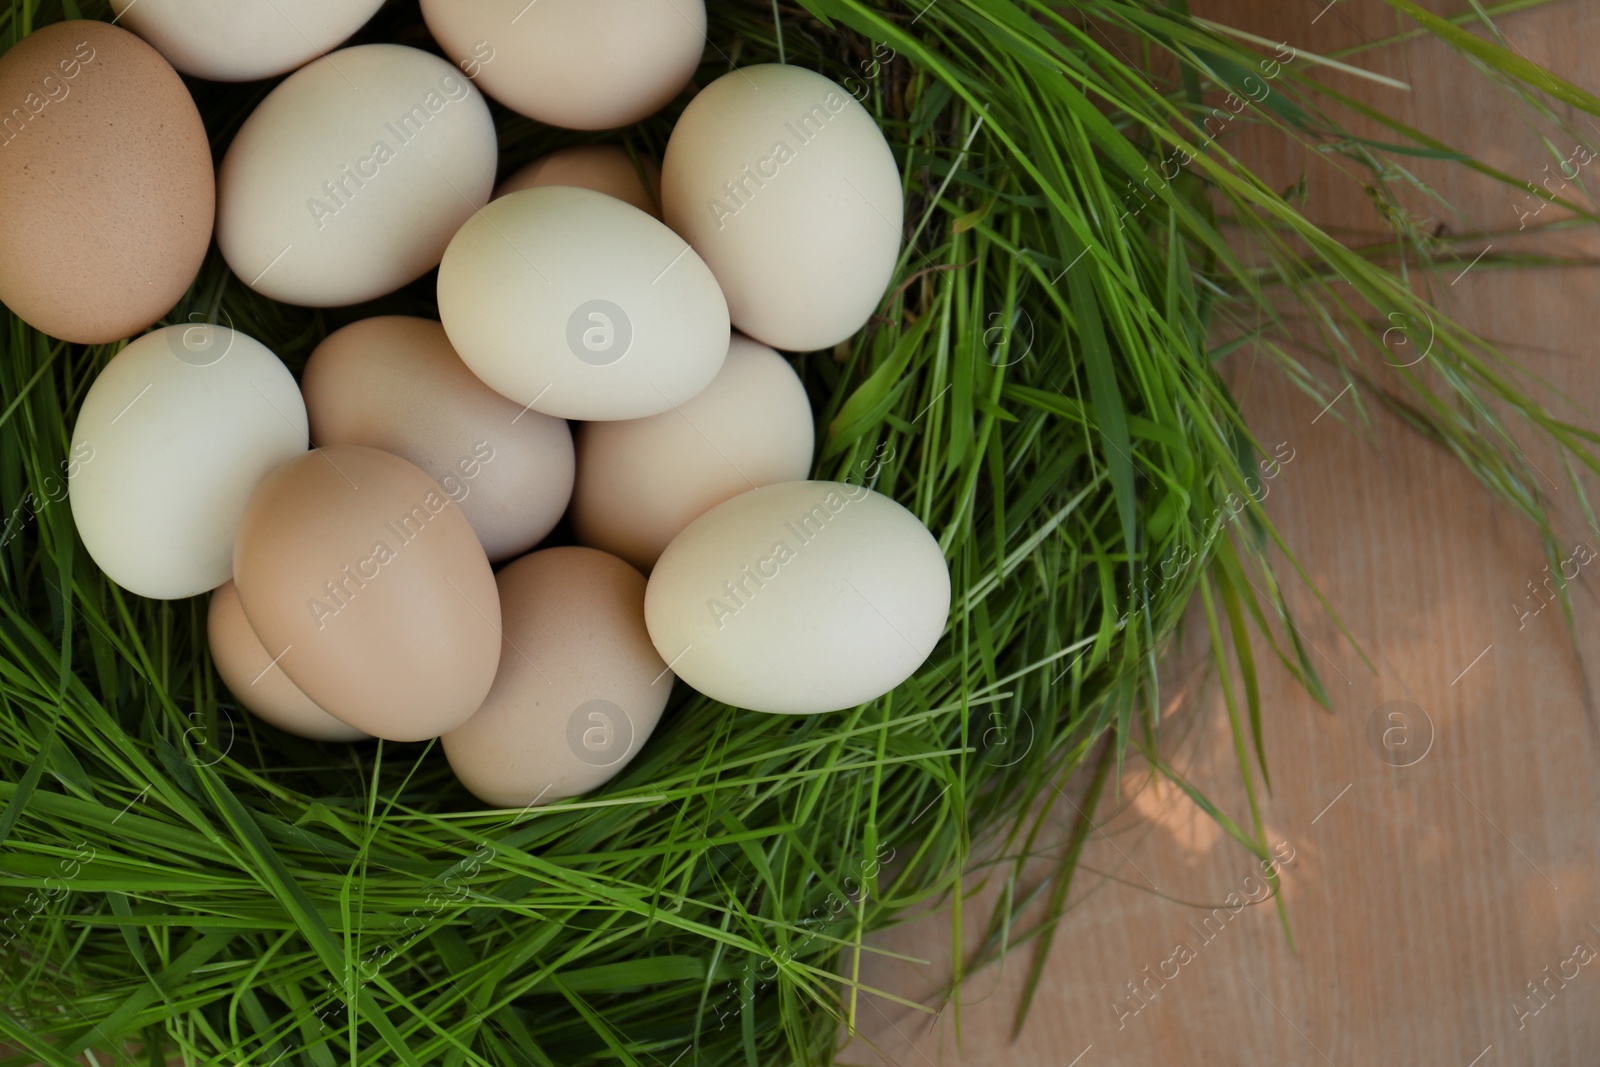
[845,2,1600,1064]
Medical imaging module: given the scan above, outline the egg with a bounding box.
[207,581,367,742]
[420,0,704,130]
[68,326,307,601]
[572,335,813,572]
[232,445,501,742]
[218,44,497,308]
[644,481,949,714]
[0,22,213,345]
[437,186,729,421]
[108,0,385,82]
[303,317,574,562]
[495,144,661,218]
[442,547,670,808]
[661,64,903,352]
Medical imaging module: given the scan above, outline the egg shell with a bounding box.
[302,316,574,562]
[661,64,903,352]
[645,481,949,714]
[442,547,670,808]
[68,326,307,600]
[218,44,497,308]
[0,21,213,345]
[108,0,385,82]
[572,335,813,572]
[494,144,661,218]
[232,445,501,742]
[421,0,704,130]
[208,581,367,742]
[437,185,729,421]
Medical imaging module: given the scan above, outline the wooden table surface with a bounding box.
[845,2,1600,1065]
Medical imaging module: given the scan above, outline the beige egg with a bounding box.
[0,21,213,344]
[421,0,704,130]
[108,0,385,82]
[442,547,671,809]
[207,581,367,742]
[495,144,661,218]
[68,326,308,601]
[661,64,903,351]
[233,445,502,742]
[303,317,574,562]
[572,335,814,572]
[217,45,497,308]
[437,186,729,421]
[645,481,949,714]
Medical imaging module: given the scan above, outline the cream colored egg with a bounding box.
[572,335,813,572]
[208,581,367,742]
[109,0,385,82]
[218,44,497,307]
[303,317,574,562]
[495,144,661,218]
[645,481,949,714]
[233,446,502,742]
[662,64,903,351]
[421,0,704,130]
[68,326,307,601]
[443,547,671,809]
[437,186,729,421]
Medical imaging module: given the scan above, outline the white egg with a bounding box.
[207,581,367,742]
[644,481,949,714]
[421,0,705,130]
[108,0,385,82]
[437,186,729,421]
[572,335,814,572]
[662,64,904,351]
[68,325,308,600]
[218,44,497,307]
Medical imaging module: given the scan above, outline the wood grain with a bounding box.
[844,2,1600,1064]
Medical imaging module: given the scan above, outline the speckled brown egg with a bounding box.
[0,21,213,344]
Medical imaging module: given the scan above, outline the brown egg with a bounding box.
[494,144,661,217]
[233,445,502,742]
[442,546,671,809]
[302,316,574,562]
[571,334,814,572]
[207,581,368,742]
[0,21,213,344]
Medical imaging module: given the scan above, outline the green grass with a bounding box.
[0,0,1595,1064]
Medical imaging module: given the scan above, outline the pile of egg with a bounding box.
[0,1,950,808]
